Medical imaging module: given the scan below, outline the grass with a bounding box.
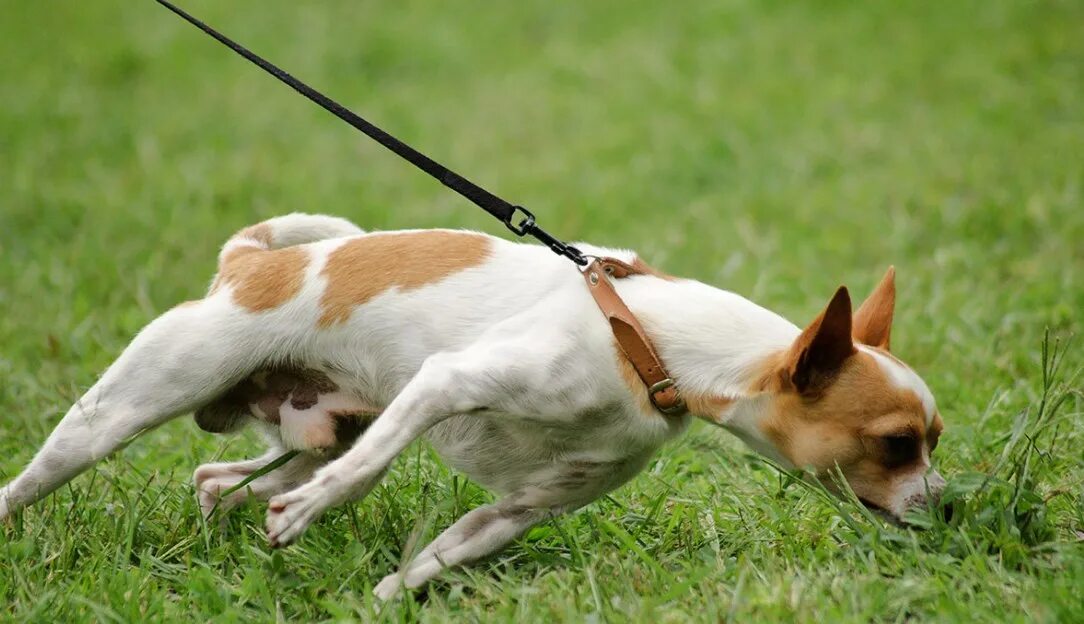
[1,0,1082,621]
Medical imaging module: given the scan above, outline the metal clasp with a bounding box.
[648,378,686,415]
[504,205,536,236]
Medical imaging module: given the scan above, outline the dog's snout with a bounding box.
[926,469,947,492]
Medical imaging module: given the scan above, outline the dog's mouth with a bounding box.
[859,497,904,526]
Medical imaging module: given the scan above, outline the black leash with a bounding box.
[155,0,588,267]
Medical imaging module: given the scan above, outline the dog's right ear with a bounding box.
[853,266,895,350]
[784,286,856,394]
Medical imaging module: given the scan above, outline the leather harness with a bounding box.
[582,258,685,414]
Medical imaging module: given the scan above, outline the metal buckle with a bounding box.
[648,378,686,414]
[505,205,536,236]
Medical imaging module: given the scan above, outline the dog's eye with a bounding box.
[881,432,920,468]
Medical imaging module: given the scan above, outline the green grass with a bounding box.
[2,0,1083,621]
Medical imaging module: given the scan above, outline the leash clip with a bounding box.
[506,205,588,266]
[505,205,536,236]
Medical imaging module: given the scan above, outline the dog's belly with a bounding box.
[425,411,663,505]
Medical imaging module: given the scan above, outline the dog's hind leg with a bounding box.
[373,497,553,600]
[194,449,325,518]
[0,302,265,519]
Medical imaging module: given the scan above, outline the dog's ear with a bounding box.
[786,286,856,394]
[853,266,895,350]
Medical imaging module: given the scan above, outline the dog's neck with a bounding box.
[616,274,799,439]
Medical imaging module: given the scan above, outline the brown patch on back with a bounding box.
[318,231,491,327]
[215,246,309,311]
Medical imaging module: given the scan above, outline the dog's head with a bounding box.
[721,268,945,522]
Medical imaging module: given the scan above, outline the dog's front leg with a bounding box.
[264,348,514,547]
[373,497,556,600]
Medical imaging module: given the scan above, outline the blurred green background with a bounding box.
[1,1,1082,621]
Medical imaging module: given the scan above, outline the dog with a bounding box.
[0,213,945,599]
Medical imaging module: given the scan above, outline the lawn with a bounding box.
[1,0,1082,621]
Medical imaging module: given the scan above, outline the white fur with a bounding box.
[862,346,938,426]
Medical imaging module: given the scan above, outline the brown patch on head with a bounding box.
[747,350,792,393]
[746,281,941,516]
[213,246,309,311]
[928,411,943,451]
[761,350,936,512]
[853,266,895,350]
[318,231,491,327]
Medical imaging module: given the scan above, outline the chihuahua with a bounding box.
[0,213,944,599]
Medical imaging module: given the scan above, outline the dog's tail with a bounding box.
[218,212,364,260]
[210,213,365,293]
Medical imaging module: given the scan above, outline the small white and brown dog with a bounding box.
[0,213,944,599]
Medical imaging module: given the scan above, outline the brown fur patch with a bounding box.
[760,350,933,510]
[747,350,792,393]
[215,246,309,311]
[287,370,339,410]
[928,411,943,450]
[684,392,735,423]
[614,341,654,414]
[317,231,491,327]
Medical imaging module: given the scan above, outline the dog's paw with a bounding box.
[265,482,331,547]
[373,573,404,602]
[196,477,246,519]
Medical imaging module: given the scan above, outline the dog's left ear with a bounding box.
[853,266,895,350]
